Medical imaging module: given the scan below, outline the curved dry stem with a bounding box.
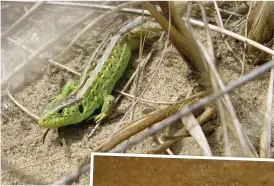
[27,1,151,16]
[143,2,208,73]
[210,2,248,155]
[7,88,39,120]
[113,24,170,133]
[94,91,207,152]
[182,17,274,56]
[7,37,80,75]
[114,89,177,105]
[130,11,146,122]
[113,38,159,104]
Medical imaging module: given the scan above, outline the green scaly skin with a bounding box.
[38,24,162,128]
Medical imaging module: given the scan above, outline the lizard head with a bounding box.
[38,96,85,128]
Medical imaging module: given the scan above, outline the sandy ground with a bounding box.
[1,2,273,185]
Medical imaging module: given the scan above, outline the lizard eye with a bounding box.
[57,108,63,114]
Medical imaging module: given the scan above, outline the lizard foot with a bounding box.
[94,113,107,124]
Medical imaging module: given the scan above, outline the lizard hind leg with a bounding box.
[94,95,115,124]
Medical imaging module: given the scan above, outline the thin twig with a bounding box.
[225,41,245,76]
[7,37,80,75]
[242,2,253,74]
[114,89,177,105]
[1,1,45,39]
[218,7,243,17]
[113,9,171,133]
[110,59,274,153]
[197,38,257,157]
[181,2,213,156]
[114,66,137,103]
[211,3,257,155]
[213,2,245,75]
[87,121,102,137]
[145,2,207,73]
[115,91,208,136]
[200,2,232,156]
[129,9,146,122]
[213,1,224,28]
[42,128,50,143]
[211,4,235,156]
[19,1,151,16]
[223,4,240,26]
[96,91,207,152]
[93,14,119,42]
[230,14,247,29]
[182,17,274,56]
[7,88,39,120]
[114,32,165,105]
[206,15,247,42]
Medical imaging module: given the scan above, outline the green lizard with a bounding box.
[38,17,162,128]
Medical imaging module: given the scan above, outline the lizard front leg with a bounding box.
[94,94,115,124]
[53,79,78,101]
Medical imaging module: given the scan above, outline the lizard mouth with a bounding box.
[38,114,80,128]
[38,113,66,128]
[38,117,57,128]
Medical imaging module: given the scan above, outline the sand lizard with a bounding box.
[38,17,162,128]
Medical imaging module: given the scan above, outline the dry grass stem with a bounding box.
[114,89,177,105]
[144,2,208,73]
[7,88,39,120]
[95,91,207,152]
[182,17,274,56]
[38,1,151,16]
[113,9,171,133]
[7,37,80,75]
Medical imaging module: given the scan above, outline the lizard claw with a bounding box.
[94,113,107,124]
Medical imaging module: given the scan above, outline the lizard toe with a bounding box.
[94,113,107,124]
